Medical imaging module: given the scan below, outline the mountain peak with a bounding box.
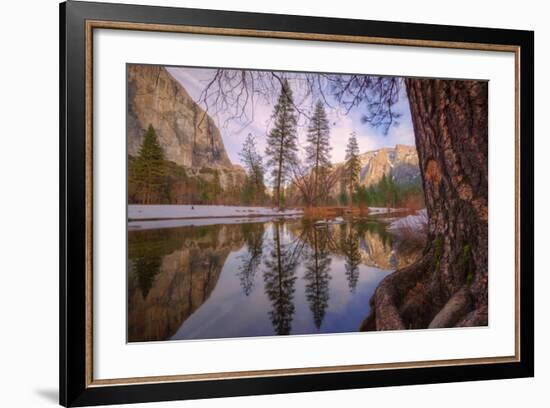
[335,144,420,188]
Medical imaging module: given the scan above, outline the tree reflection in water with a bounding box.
[133,256,162,299]
[341,223,362,293]
[236,223,265,296]
[263,222,305,335]
[302,223,332,329]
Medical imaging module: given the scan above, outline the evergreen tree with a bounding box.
[338,191,349,206]
[344,132,361,206]
[305,100,332,206]
[132,124,165,204]
[265,79,299,209]
[239,133,266,204]
[360,174,413,208]
[353,185,370,207]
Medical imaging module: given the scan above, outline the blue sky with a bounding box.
[167,67,415,165]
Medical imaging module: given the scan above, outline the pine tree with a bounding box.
[305,100,332,206]
[132,124,165,204]
[344,132,361,206]
[239,133,265,204]
[265,79,299,209]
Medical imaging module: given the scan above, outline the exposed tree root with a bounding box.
[428,287,471,328]
[360,253,487,331]
[360,254,431,331]
[456,305,488,327]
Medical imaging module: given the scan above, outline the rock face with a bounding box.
[358,144,420,187]
[337,144,420,187]
[128,64,232,168]
[328,145,420,199]
[127,64,246,194]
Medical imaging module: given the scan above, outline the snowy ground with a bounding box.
[127,204,421,231]
[387,209,428,231]
[368,207,410,215]
[128,204,303,220]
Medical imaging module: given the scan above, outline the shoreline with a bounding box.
[128,204,413,221]
[128,204,303,221]
[128,212,303,222]
[127,205,423,231]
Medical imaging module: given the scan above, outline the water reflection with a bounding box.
[263,223,301,335]
[128,218,421,342]
[302,225,332,329]
[236,223,264,296]
[127,225,245,342]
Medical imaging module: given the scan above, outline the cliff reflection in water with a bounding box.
[127,218,421,342]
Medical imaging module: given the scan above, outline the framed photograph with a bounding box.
[60,1,534,406]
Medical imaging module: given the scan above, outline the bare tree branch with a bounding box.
[196,68,404,134]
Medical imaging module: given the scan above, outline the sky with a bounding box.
[167,66,415,165]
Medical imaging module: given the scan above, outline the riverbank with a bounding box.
[127,204,420,230]
[129,204,413,221]
[128,204,304,221]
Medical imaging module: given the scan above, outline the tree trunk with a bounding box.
[276,141,284,209]
[364,79,489,330]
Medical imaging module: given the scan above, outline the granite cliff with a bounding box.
[334,144,420,188]
[357,144,420,187]
[127,64,245,192]
[325,144,420,201]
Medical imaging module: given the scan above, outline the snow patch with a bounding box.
[368,207,409,215]
[387,209,428,231]
[128,204,303,220]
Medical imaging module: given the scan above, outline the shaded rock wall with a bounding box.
[127,64,232,168]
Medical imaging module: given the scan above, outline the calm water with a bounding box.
[127,218,420,342]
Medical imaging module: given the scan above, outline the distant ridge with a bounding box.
[333,144,420,188]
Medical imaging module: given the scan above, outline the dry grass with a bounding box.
[302,206,369,218]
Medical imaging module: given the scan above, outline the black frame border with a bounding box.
[60,1,534,406]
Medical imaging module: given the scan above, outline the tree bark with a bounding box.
[364,79,489,330]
